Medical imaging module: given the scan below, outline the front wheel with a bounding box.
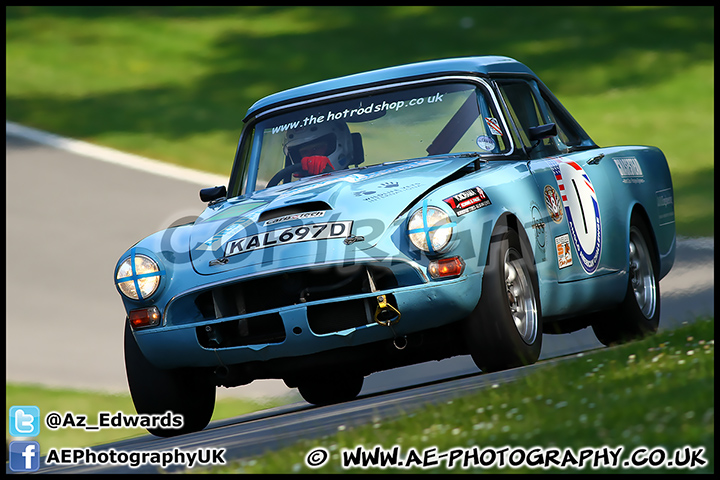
[124,322,216,437]
[591,220,660,346]
[463,226,542,372]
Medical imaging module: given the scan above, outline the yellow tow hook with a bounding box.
[374,295,401,326]
[374,295,407,350]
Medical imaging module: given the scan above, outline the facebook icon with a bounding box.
[9,441,41,472]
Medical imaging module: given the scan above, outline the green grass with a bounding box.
[5,385,294,457]
[201,317,714,473]
[5,6,714,236]
[562,60,714,237]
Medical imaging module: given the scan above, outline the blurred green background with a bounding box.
[6,6,714,236]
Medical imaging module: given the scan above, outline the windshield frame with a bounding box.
[227,75,516,199]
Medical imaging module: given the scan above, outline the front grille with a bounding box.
[196,313,285,348]
[307,298,372,334]
[192,264,401,320]
[306,293,399,335]
[166,262,424,346]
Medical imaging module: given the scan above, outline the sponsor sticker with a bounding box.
[555,234,573,269]
[224,221,352,257]
[484,117,503,136]
[354,182,423,202]
[443,187,491,216]
[656,188,675,226]
[263,210,326,226]
[476,135,496,151]
[543,185,563,223]
[613,157,644,184]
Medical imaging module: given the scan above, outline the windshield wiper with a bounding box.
[453,152,489,171]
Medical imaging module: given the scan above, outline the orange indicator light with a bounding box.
[428,256,465,279]
[128,306,161,329]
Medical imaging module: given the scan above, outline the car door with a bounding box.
[493,76,617,283]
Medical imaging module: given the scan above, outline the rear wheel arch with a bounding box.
[590,207,661,346]
[627,204,660,271]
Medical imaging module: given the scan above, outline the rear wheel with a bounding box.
[124,322,216,437]
[591,219,659,346]
[297,374,364,406]
[463,226,542,372]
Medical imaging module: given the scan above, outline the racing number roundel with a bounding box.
[551,159,602,274]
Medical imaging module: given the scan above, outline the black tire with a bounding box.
[297,375,364,406]
[124,322,216,437]
[591,218,660,346]
[463,225,542,372]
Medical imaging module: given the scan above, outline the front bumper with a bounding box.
[133,267,483,370]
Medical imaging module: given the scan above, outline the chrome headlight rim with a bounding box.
[115,250,164,301]
[407,203,455,254]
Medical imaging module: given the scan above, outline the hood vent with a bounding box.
[257,201,332,223]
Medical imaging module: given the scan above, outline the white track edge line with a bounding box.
[6,120,228,187]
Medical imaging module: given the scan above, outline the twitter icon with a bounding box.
[10,406,40,437]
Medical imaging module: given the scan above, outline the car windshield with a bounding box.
[232,81,509,196]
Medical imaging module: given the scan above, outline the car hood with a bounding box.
[189,155,472,275]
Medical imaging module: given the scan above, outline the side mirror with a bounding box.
[527,123,557,154]
[528,123,557,142]
[200,185,227,203]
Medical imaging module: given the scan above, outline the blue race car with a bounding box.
[115,56,675,436]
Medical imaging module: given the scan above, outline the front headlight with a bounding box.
[408,205,454,253]
[116,253,161,300]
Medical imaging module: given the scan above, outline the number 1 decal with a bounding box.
[551,159,602,274]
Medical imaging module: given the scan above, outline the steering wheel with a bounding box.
[267,163,305,187]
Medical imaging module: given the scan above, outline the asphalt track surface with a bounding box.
[5,124,714,473]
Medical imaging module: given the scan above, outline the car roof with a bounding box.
[244,55,534,120]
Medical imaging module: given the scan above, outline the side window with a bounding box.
[538,86,597,151]
[228,127,254,198]
[497,80,541,147]
[496,78,560,159]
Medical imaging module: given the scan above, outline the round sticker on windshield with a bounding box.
[476,136,495,151]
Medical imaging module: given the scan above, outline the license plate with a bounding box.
[224,221,352,257]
